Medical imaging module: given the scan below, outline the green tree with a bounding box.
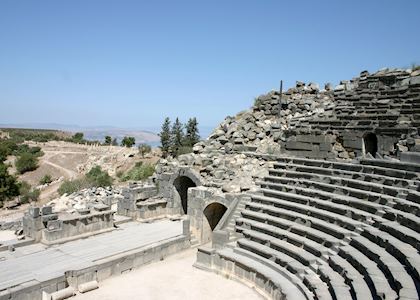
[159,117,171,158]
[138,143,152,158]
[0,162,20,206]
[183,117,200,147]
[104,136,112,145]
[0,140,18,162]
[171,118,184,157]
[19,181,40,204]
[15,152,38,174]
[120,162,155,182]
[0,145,9,162]
[121,136,136,147]
[58,178,90,195]
[72,132,84,143]
[39,174,52,185]
[86,165,113,187]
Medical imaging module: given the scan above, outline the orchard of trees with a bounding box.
[159,117,200,158]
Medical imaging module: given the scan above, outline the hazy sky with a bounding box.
[1,0,419,132]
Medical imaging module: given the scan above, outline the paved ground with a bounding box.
[73,247,263,300]
[0,220,183,291]
[0,230,16,243]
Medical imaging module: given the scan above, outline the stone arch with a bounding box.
[170,168,202,215]
[173,176,196,214]
[200,197,231,244]
[363,132,378,157]
[203,202,228,231]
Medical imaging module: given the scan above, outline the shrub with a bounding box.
[177,146,193,156]
[0,162,20,205]
[19,181,40,204]
[58,166,113,195]
[39,174,53,185]
[58,178,91,195]
[0,140,18,161]
[254,97,263,107]
[104,136,112,145]
[121,162,155,181]
[72,132,84,143]
[15,152,38,174]
[86,166,113,187]
[121,136,135,147]
[138,143,152,157]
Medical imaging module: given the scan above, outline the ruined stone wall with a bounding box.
[284,68,420,159]
[23,205,114,243]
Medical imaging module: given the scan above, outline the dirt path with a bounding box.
[42,159,78,179]
[73,248,262,300]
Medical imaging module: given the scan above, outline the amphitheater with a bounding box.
[1,67,420,300]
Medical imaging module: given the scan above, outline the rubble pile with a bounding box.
[47,186,123,213]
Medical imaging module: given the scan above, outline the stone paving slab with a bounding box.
[0,220,182,292]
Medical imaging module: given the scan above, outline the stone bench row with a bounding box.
[213,247,313,300]
[285,126,415,136]
[333,93,420,102]
[236,221,393,300]
[240,201,419,299]
[272,161,418,189]
[306,123,410,133]
[265,172,420,217]
[334,104,420,112]
[275,157,420,181]
[247,195,420,279]
[237,235,352,300]
[236,222,370,300]
[241,207,420,274]
[306,120,400,128]
[257,182,420,239]
[360,158,420,173]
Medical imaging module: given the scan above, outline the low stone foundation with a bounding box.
[22,205,114,244]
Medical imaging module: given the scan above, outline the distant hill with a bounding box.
[82,128,160,146]
[0,123,160,146]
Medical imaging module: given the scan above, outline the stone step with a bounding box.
[238,215,416,298]
[240,209,342,247]
[274,157,420,181]
[236,238,338,300]
[216,247,313,300]
[338,245,398,300]
[256,184,420,241]
[245,200,353,240]
[360,158,420,174]
[262,175,420,219]
[255,187,378,227]
[328,255,373,300]
[246,197,420,254]
[362,227,420,284]
[272,161,418,189]
[241,206,420,281]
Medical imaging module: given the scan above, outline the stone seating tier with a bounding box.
[202,157,420,300]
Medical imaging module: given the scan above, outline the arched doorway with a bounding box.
[173,176,196,214]
[203,203,228,231]
[364,133,378,157]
